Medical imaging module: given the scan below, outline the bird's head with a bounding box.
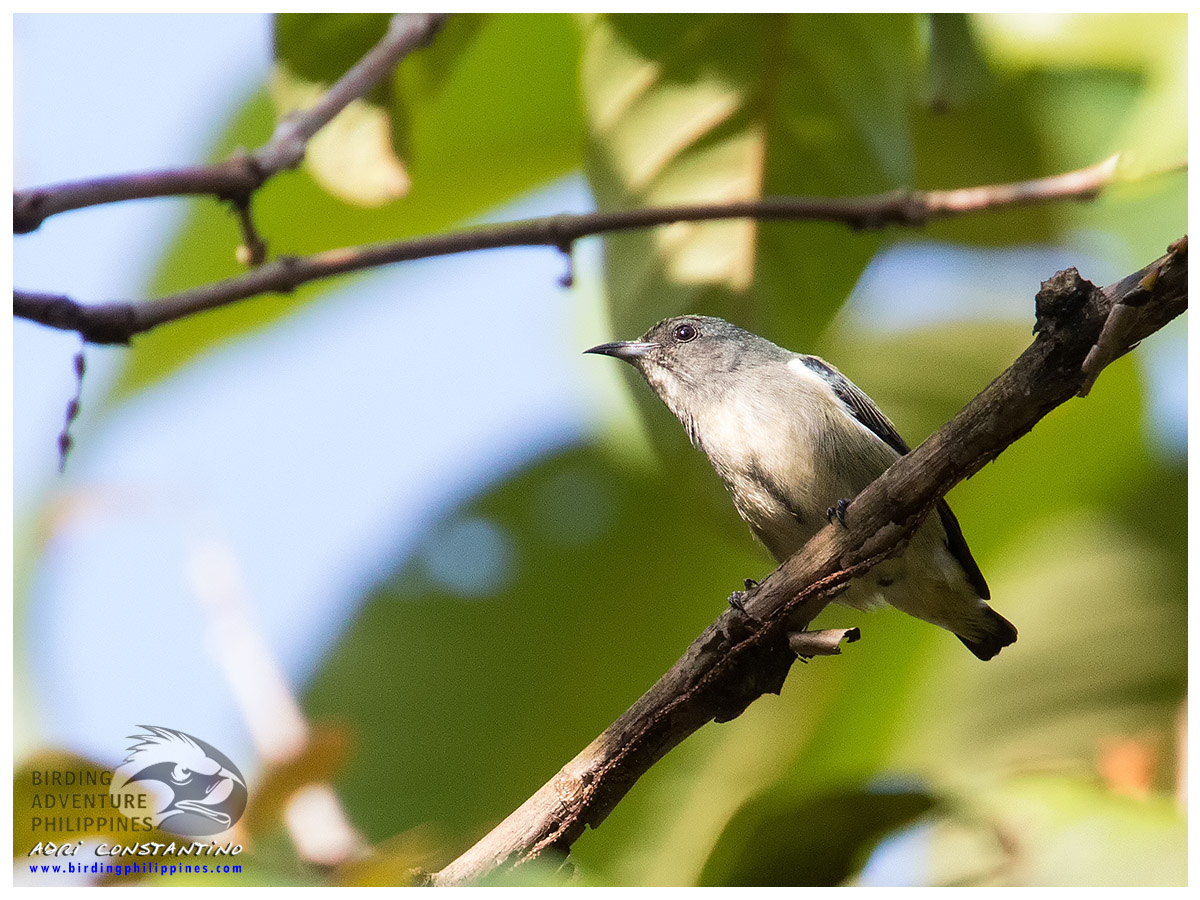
[585,315,788,419]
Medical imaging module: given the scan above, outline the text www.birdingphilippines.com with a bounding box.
[28,859,244,879]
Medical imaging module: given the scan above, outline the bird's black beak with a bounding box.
[584,340,657,361]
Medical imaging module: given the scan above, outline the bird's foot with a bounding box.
[826,498,851,528]
[728,578,761,618]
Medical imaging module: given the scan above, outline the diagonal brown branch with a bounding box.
[12,13,448,235]
[13,157,1127,345]
[1078,234,1188,397]
[426,239,1187,886]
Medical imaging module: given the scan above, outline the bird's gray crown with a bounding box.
[583,315,799,427]
[632,315,792,379]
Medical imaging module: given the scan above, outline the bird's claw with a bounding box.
[729,577,761,617]
[826,498,851,528]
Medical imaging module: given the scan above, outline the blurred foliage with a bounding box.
[698,786,934,886]
[239,724,353,837]
[273,14,411,207]
[582,13,916,349]
[306,446,767,853]
[109,13,583,400]
[18,12,1186,887]
[922,773,1188,886]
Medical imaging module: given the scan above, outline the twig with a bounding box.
[231,193,268,267]
[56,343,86,472]
[12,13,448,234]
[14,157,1127,344]
[788,627,861,658]
[1078,234,1187,396]
[922,154,1119,216]
[427,241,1186,886]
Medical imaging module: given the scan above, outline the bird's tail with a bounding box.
[956,605,1018,661]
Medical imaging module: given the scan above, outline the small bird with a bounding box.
[586,315,1016,660]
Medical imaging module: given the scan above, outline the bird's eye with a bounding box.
[673,323,698,343]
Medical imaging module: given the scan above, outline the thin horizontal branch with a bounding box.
[14,157,1126,344]
[428,239,1187,886]
[12,13,447,234]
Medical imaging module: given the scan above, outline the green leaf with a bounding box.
[274,15,411,207]
[947,13,1187,260]
[973,6,1187,177]
[274,14,394,90]
[699,787,934,886]
[583,13,921,351]
[111,13,583,401]
[909,80,1066,248]
[398,14,487,99]
[925,14,990,113]
[1018,63,1184,268]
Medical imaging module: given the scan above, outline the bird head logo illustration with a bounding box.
[110,726,248,837]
